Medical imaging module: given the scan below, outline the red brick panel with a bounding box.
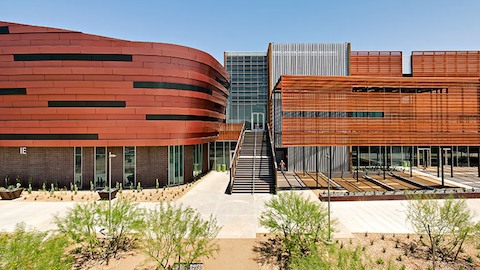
[0,21,229,147]
[184,145,194,183]
[0,147,74,188]
[107,146,124,185]
[82,147,94,188]
[136,146,168,187]
[202,142,209,172]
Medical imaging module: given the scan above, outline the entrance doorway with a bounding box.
[251,112,264,131]
[443,148,452,166]
[418,148,431,167]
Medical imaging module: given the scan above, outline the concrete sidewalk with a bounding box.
[177,171,319,238]
[0,201,76,231]
[1,171,480,239]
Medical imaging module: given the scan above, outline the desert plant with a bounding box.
[4,174,9,188]
[96,200,145,262]
[140,203,220,270]
[136,182,142,192]
[55,202,99,257]
[0,223,72,270]
[259,192,330,266]
[55,200,144,264]
[406,194,480,266]
[290,243,371,270]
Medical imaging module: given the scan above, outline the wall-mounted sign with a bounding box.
[19,147,27,155]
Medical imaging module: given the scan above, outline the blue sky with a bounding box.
[1,0,479,63]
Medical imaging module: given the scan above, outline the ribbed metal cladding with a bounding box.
[287,146,349,173]
[270,43,349,87]
[270,43,350,172]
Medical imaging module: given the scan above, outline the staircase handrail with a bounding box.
[228,123,246,194]
[253,130,257,194]
[267,123,278,194]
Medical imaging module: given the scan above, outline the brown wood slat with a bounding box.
[276,75,480,146]
[412,51,480,77]
[351,51,403,77]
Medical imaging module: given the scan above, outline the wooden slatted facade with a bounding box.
[350,51,403,77]
[275,75,480,146]
[412,51,480,77]
[217,123,243,141]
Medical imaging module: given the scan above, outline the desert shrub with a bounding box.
[0,223,72,270]
[290,243,371,270]
[140,203,220,270]
[406,195,480,266]
[55,200,144,263]
[259,192,330,267]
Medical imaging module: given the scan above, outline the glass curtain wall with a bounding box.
[95,147,106,188]
[124,146,135,188]
[168,145,184,185]
[209,141,237,170]
[74,147,82,188]
[225,52,268,128]
[354,146,480,170]
[193,144,203,177]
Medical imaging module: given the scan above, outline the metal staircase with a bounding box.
[230,130,276,194]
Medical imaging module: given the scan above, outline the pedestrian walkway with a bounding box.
[177,171,323,238]
[277,171,307,189]
[1,171,480,239]
[0,201,76,231]
[416,166,480,189]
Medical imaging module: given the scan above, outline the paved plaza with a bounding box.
[1,171,480,238]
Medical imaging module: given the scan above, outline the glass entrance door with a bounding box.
[251,112,264,131]
[168,145,184,186]
[418,148,431,167]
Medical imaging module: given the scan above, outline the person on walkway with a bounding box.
[280,160,285,173]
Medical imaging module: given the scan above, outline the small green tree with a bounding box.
[55,202,99,257]
[0,223,72,270]
[96,199,145,262]
[140,203,220,270]
[259,192,330,267]
[406,195,479,266]
[55,200,144,263]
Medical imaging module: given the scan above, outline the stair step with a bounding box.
[231,131,275,194]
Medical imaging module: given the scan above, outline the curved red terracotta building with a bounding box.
[0,21,229,188]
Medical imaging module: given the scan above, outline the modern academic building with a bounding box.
[1,21,479,192]
[225,43,480,183]
[0,21,229,189]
